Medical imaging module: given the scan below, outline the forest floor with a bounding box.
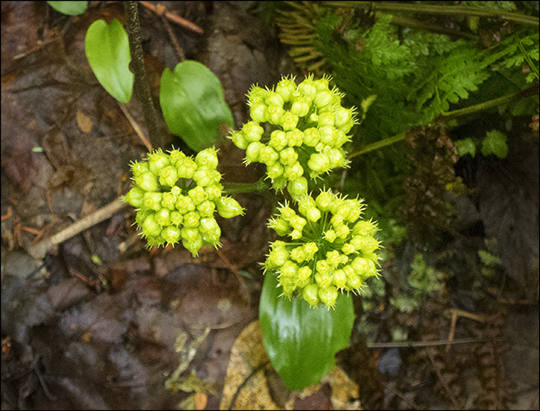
[1,2,538,410]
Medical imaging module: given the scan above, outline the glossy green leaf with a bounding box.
[481,130,508,158]
[85,19,134,103]
[47,1,88,15]
[259,273,354,391]
[160,61,233,152]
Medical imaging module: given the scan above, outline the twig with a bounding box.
[366,337,505,348]
[139,1,204,34]
[124,1,161,149]
[28,198,127,260]
[118,101,152,151]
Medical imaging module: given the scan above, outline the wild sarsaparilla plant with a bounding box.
[49,0,381,391]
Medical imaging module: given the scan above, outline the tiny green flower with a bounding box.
[262,190,381,308]
[124,147,244,256]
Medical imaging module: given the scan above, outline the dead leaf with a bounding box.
[220,321,362,410]
[76,111,93,133]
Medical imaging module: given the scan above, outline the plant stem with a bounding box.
[222,178,271,194]
[323,2,540,26]
[124,1,162,149]
[347,132,406,160]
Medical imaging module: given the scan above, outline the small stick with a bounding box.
[139,1,203,34]
[28,198,127,260]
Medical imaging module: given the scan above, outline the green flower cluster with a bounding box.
[264,189,380,308]
[229,74,355,200]
[123,147,244,255]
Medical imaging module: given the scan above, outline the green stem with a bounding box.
[347,132,406,160]
[440,90,524,119]
[222,178,271,194]
[124,1,162,148]
[323,2,540,26]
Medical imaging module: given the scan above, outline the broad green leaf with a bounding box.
[160,61,233,152]
[456,138,476,158]
[259,273,354,391]
[481,130,508,158]
[85,19,133,103]
[47,1,87,15]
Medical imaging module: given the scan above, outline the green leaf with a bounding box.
[160,61,233,152]
[456,138,476,158]
[85,19,134,103]
[47,1,88,15]
[259,273,354,391]
[478,250,502,266]
[481,130,508,158]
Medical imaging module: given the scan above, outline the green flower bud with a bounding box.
[346,273,363,290]
[335,224,350,239]
[267,162,284,180]
[197,200,216,218]
[266,104,285,125]
[216,197,244,218]
[146,235,166,247]
[161,192,177,211]
[155,208,170,226]
[297,80,317,101]
[308,153,330,174]
[183,211,200,228]
[265,246,290,270]
[280,204,296,220]
[290,215,307,231]
[161,225,181,245]
[319,285,338,308]
[304,242,318,259]
[250,103,267,123]
[280,260,298,278]
[177,157,197,179]
[193,168,214,187]
[305,206,321,222]
[188,185,208,205]
[342,243,356,255]
[313,76,330,92]
[182,234,203,256]
[242,121,265,143]
[169,149,186,167]
[275,77,297,102]
[279,147,298,166]
[269,130,288,152]
[327,148,347,169]
[287,177,308,201]
[265,91,284,107]
[195,147,219,169]
[159,165,178,187]
[205,184,222,200]
[280,112,299,131]
[303,128,320,147]
[124,186,145,208]
[176,195,196,213]
[318,126,336,146]
[248,86,268,104]
[142,213,162,237]
[315,272,332,288]
[147,150,170,175]
[259,146,280,166]
[135,172,158,192]
[316,190,334,211]
[313,89,334,108]
[131,161,149,177]
[231,130,249,150]
[272,177,287,191]
[181,226,200,242]
[290,246,307,263]
[268,217,290,236]
[290,96,310,117]
[290,229,303,240]
[286,129,304,147]
[324,229,337,243]
[143,192,163,211]
[334,107,354,128]
[332,269,347,289]
[199,217,219,234]
[298,265,312,281]
[353,220,377,236]
[245,141,265,164]
[318,112,334,127]
[284,162,304,181]
[316,259,331,276]
[170,211,183,226]
[302,283,320,307]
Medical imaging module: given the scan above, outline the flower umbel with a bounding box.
[229,74,355,200]
[123,147,244,256]
[264,189,380,308]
